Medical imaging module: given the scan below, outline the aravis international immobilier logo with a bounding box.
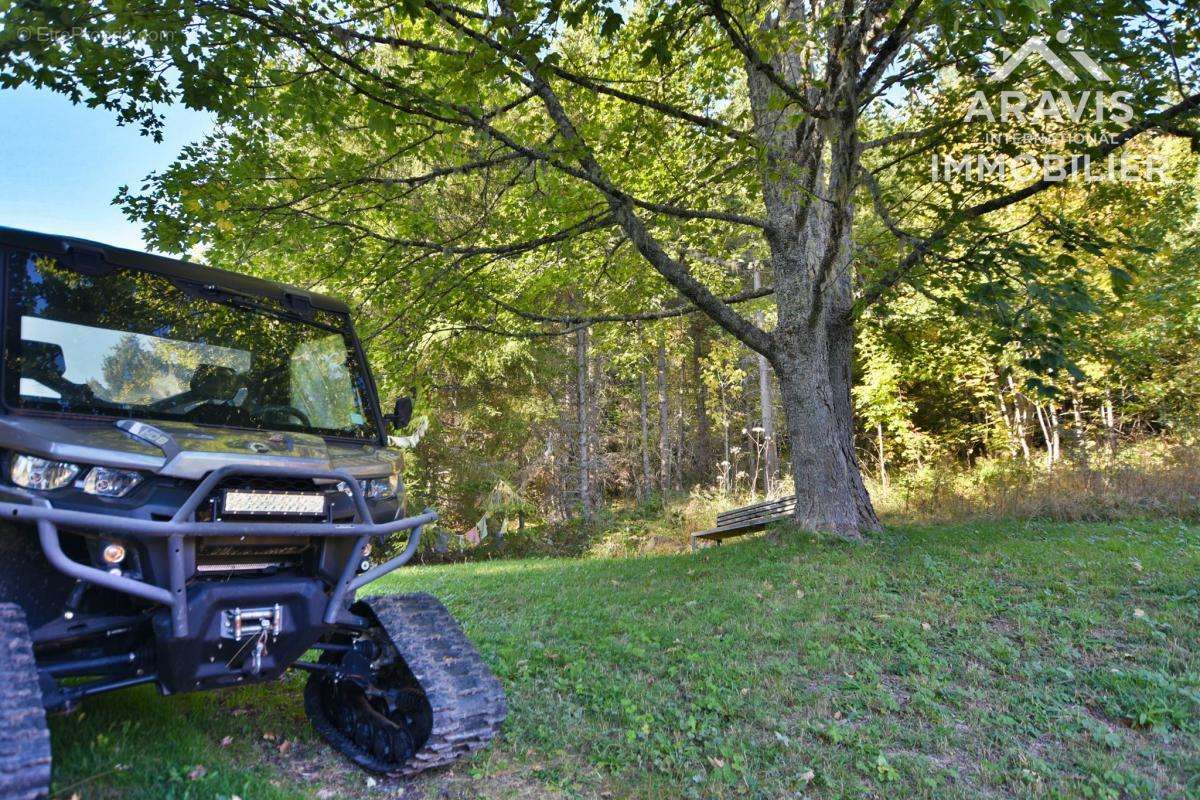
[932,29,1163,184]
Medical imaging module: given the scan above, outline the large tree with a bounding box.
[3,0,1197,538]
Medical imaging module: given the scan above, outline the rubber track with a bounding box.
[0,604,50,800]
[365,593,506,776]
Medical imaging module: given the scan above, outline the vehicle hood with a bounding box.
[0,415,401,480]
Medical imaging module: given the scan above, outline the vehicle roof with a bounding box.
[0,226,351,315]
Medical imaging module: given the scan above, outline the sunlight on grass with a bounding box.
[50,520,1200,799]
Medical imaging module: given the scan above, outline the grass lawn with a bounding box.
[49,520,1199,799]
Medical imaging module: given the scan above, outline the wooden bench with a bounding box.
[691,495,797,549]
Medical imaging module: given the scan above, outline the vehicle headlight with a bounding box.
[363,477,397,500]
[337,478,396,500]
[11,454,80,491]
[82,466,143,498]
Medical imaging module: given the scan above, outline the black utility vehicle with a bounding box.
[0,228,504,798]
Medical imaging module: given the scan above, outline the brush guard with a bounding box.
[0,464,436,637]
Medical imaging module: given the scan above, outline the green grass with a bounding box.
[50,520,1200,799]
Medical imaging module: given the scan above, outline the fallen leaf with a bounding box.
[796,589,805,599]
[800,769,815,783]
[277,740,292,755]
[921,621,932,631]
[1133,608,1146,618]
[187,765,207,781]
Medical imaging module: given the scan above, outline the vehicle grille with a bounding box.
[194,536,314,575]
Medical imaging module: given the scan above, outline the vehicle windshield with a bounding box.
[3,251,379,439]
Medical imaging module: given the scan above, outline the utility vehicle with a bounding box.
[0,228,504,798]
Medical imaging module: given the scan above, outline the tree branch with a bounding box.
[855,91,1200,314]
[703,0,826,118]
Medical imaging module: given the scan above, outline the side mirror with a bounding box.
[387,396,414,430]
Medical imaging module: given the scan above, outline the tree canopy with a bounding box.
[3,0,1198,534]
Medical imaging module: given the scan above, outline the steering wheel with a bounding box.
[256,404,312,427]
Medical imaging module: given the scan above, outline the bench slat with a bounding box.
[691,513,791,542]
[716,498,796,525]
[693,495,799,550]
[717,499,796,519]
[718,494,796,515]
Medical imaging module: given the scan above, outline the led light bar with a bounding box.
[220,490,327,517]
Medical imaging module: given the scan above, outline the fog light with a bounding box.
[11,454,80,491]
[82,466,143,498]
[102,542,126,565]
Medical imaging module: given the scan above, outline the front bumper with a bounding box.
[0,464,436,637]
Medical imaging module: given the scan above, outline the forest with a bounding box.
[7,0,1196,547]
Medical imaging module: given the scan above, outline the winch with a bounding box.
[221,605,284,675]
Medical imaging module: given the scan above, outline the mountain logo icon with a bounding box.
[991,31,1111,83]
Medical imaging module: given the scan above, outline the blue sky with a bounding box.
[0,86,212,254]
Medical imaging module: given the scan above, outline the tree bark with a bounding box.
[575,325,591,518]
[674,377,686,491]
[638,370,652,500]
[1005,375,1032,462]
[1071,393,1088,468]
[690,318,712,483]
[743,11,880,539]
[718,378,732,494]
[773,328,877,539]
[656,336,670,493]
[1102,390,1118,455]
[752,267,778,494]
[876,422,888,488]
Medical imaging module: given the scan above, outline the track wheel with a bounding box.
[0,604,50,799]
[304,593,505,777]
[303,631,433,775]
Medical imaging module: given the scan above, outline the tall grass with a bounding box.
[871,439,1200,523]
[416,439,1200,560]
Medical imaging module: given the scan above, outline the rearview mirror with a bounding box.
[387,396,414,430]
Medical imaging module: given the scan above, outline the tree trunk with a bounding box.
[590,347,604,507]
[690,318,712,483]
[718,379,732,494]
[1102,390,1118,455]
[638,370,651,500]
[1005,375,1032,462]
[752,267,778,494]
[1049,402,1061,464]
[674,378,685,491]
[575,325,591,518]
[1071,394,1088,468]
[773,330,877,539]
[768,220,880,538]
[745,14,879,539]
[876,422,888,488]
[656,336,670,494]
